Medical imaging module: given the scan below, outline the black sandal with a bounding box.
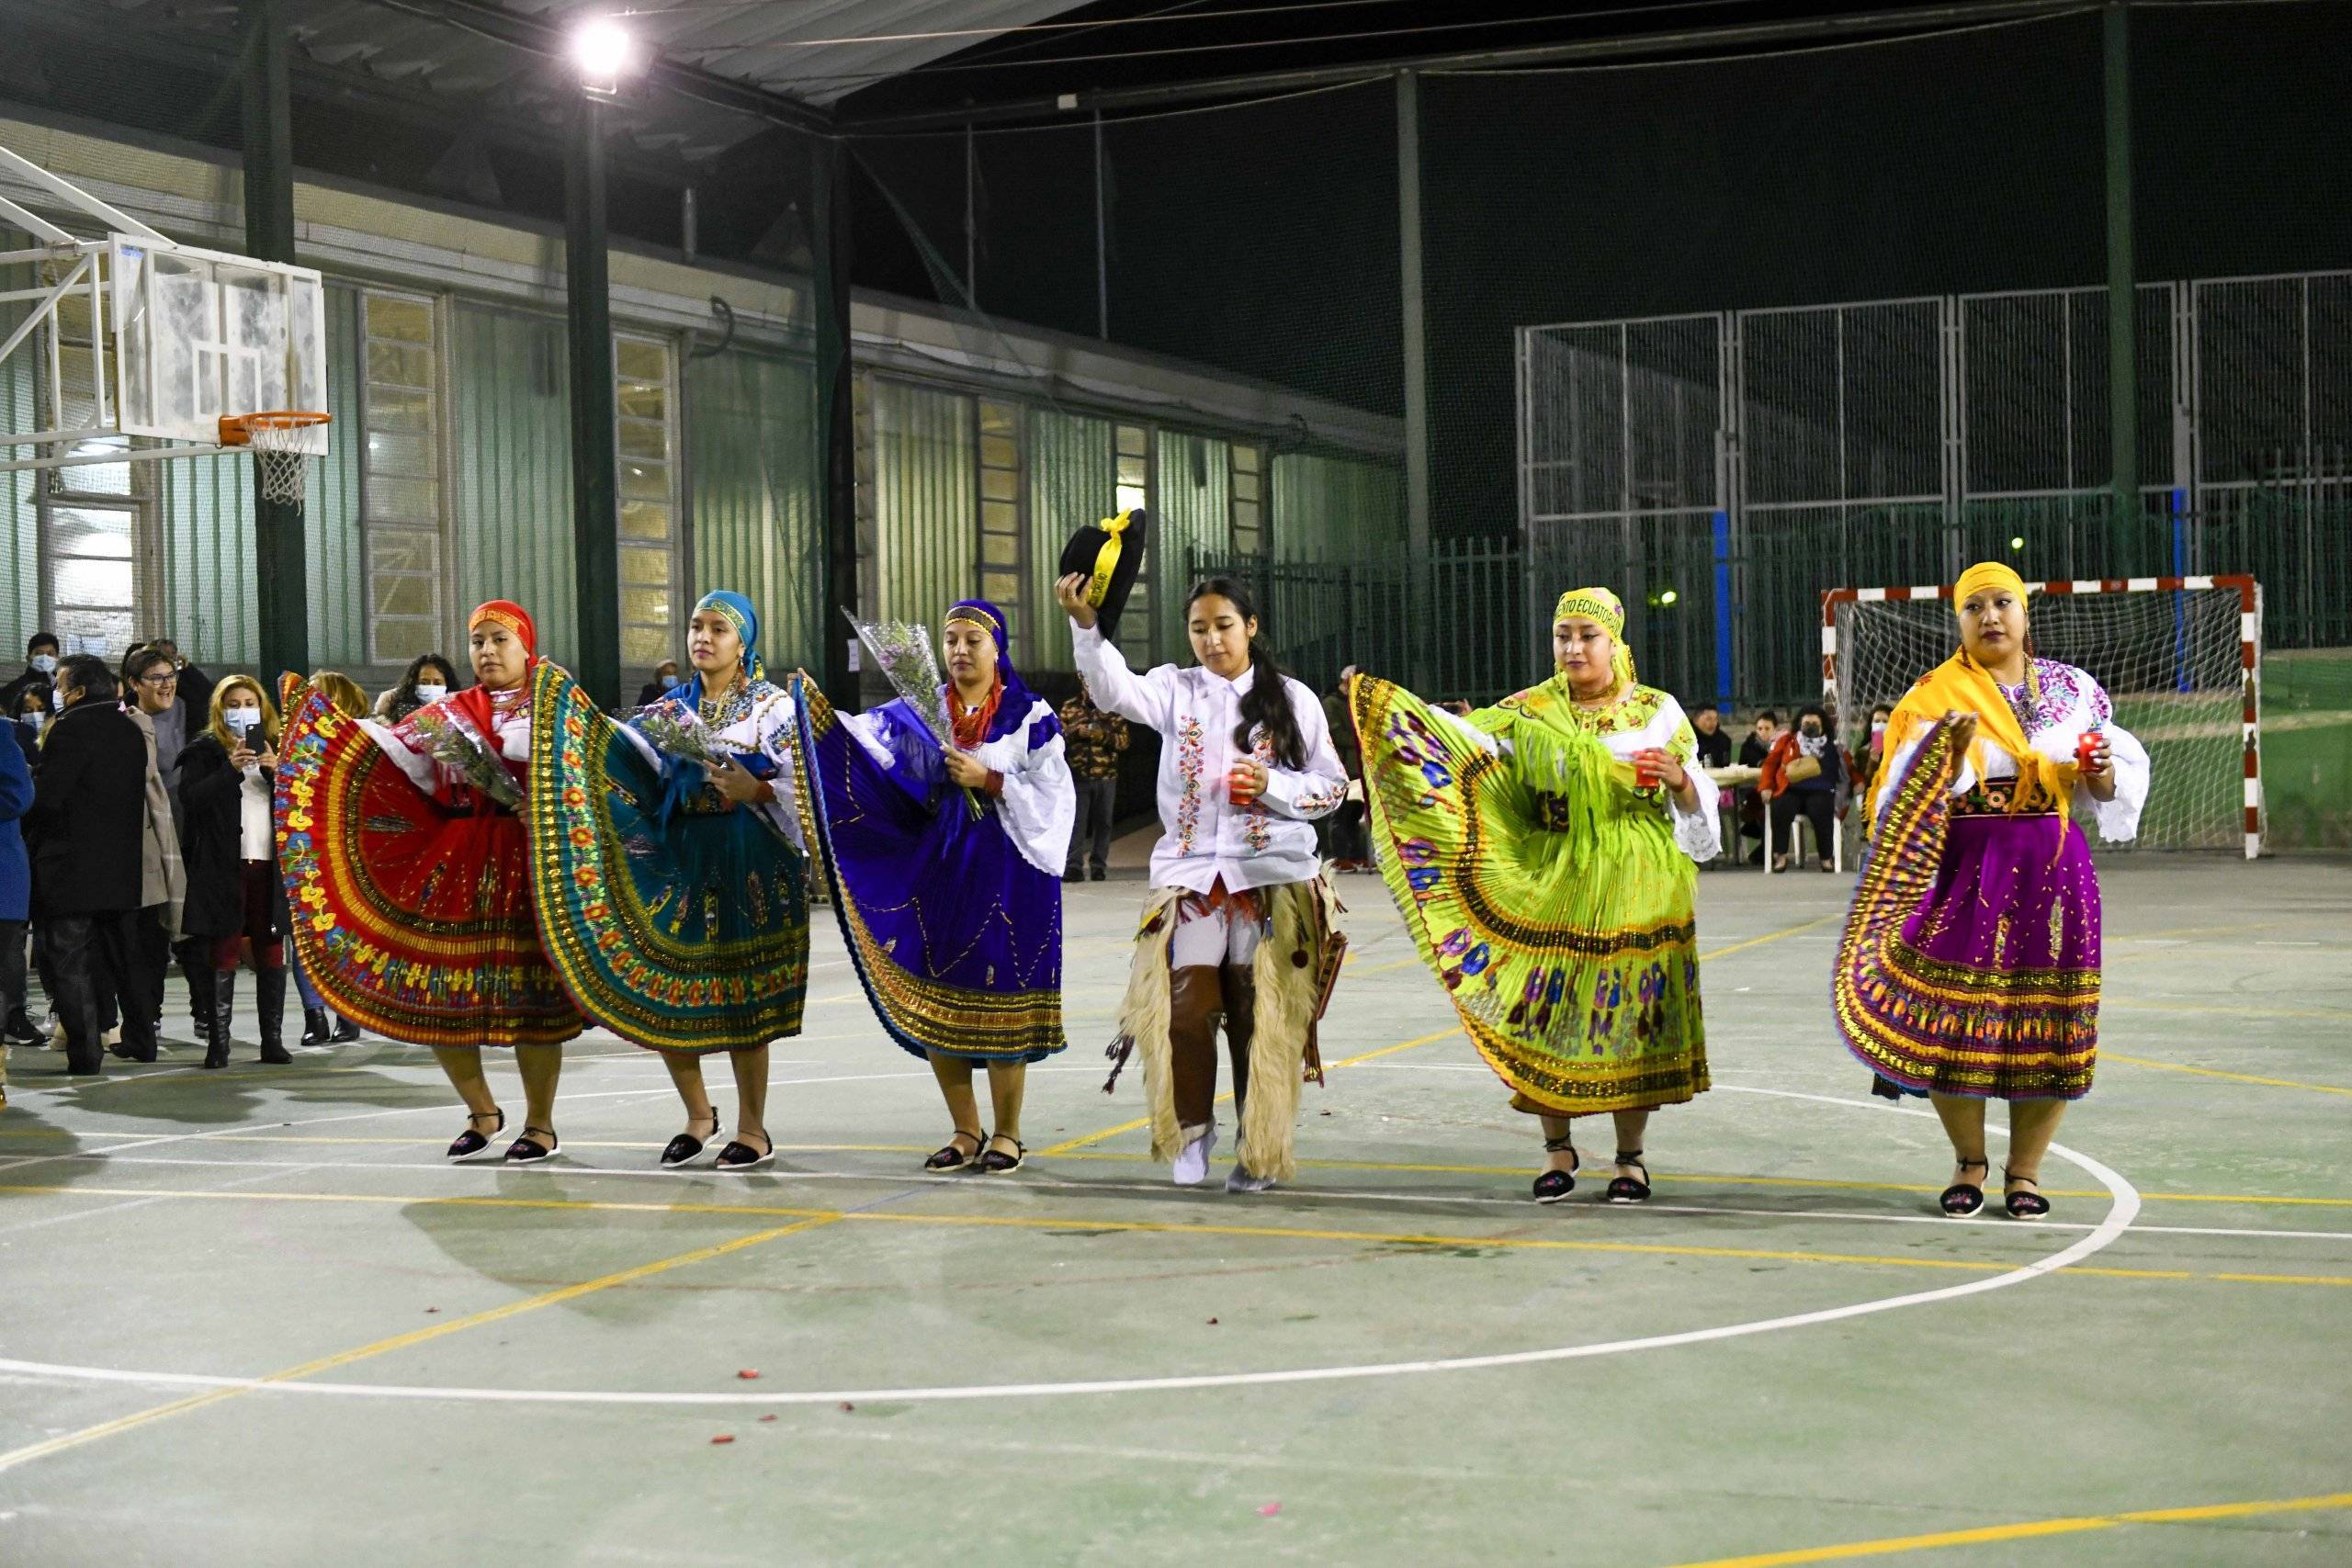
[1605,1149,1652,1204]
[924,1129,984,1172]
[978,1134,1026,1174]
[661,1112,722,1168]
[715,1130,775,1171]
[447,1108,505,1163]
[2003,1168,2051,1220]
[1940,1157,1990,1216]
[505,1126,560,1165]
[1532,1134,1578,1204]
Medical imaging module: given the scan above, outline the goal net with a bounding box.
[1826,576,2262,857]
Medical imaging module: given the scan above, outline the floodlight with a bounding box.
[572,18,637,96]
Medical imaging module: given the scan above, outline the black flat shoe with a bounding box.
[1532,1134,1578,1203]
[1605,1149,1652,1203]
[924,1129,984,1172]
[978,1134,1026,1174]
[330,1015,365,1043]
[447,1109,505,1162]
[714,1131,775,1170]
[661,1113,722,1168]
[2003,1168,2051,1220]
[504,1126,560,1164]
[1940,1157,1990,1217]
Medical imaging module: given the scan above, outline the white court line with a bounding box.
[0,1086,2143,1411]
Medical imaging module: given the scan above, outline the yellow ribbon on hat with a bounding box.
[1086,510,1135,607]
[1552,585,1637,695]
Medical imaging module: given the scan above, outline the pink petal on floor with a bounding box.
[1258,1504,1283,1517]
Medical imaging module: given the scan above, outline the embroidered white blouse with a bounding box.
[1872,658,2150,841]
[360,685,533,799]
[1072,624,1349,894]
[841,693,1076,879]
[619,681,807,853]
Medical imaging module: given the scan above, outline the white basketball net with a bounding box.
[242,419,320,506]
[1831,584,2259,853]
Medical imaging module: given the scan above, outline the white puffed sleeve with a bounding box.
[971,699,1077,876]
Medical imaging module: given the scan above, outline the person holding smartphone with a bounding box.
[176,676,293,1068]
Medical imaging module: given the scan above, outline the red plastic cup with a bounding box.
[1634,750,1662,788]
[2075,728,2104,773]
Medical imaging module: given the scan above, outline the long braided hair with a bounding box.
[1186,575,1306,770]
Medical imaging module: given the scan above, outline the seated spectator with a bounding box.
[28,656,158,1075]
[636,660,682,707]
[1736,710,1779,864]
[377,652,461,724]
[1764,704,1844,872]
[177,676,293,1067]
[1690,701,1732,770]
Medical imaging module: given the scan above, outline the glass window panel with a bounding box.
[980,499,1017,535]
[1116,456,1147,489]
[366,340,432,389]
[369,530,439,576]
[55,608,135,653]
[1115,425,1148,458]
[979,567,1020,605]
[51,505,136,558]
[367,295,435,344]
[979,531,1018,567]
[620,500,669,540]
[978,434,1017,469]
[366,385,433,433]
[979,468,1018,503]
[372,574,435,619]
[621,463,669,504]
[55,558,133,606]
[1115,482,1148,514]
[621,545,670,586]
[365,430,435,479]
[1232,445,1261,475]
[366,474,436,523]
[1232,471,1261,503]
[372,616,438,660]
[616,338,667,384]
[622,625,673,666]
[978,402,1015,437]
[617,418,668,461]
[617,382,667,423]
[621,586,671,627]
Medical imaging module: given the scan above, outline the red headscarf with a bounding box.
[449,600,537,740]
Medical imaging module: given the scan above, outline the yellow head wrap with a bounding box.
[1553,586,1636,695]
[1952,559,2029,613]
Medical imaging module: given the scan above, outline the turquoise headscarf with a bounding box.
[647,589,772,826]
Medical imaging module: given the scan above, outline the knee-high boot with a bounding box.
[1168,965,1226,1140]
[1220,963,1257,1119]
[205,970,235,1070]
[256,965,291,1065]
[185,962,217,1047]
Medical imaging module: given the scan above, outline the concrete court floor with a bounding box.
[0,856,2346,1567]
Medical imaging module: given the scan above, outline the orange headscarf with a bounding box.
[450,599,538,740]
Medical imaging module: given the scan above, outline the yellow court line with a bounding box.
[5,1183,2349,1290]
[2103,1052,2352,1099]
[1663,1487,2352,1567]
[0,1213,840,1476]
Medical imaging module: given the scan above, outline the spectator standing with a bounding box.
[13,684,51,755]
[1736,710,1779,864]
[0,723,37,1090]
[28,657,157,1075]
[126,646,207,1043]
[1319,666,1369,870]
[1057,674,1129,882]
[145,637,217,735]
[1765,704,1845,872]
[636,660,682,707]
[375,652,459,726]
[0,631,58,719]
[177,676,292,1067]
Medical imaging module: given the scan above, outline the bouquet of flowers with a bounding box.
[842,609,981,819]
[619,705,729,770]
[408,706,523,809]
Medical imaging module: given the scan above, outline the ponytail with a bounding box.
[1188,575,1306,771]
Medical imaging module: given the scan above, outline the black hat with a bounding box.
[1057,508,1148,642]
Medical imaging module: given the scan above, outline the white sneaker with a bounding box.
[1172,1124,1217,1186]
[1225,1159,1276,1194]
[46,1016,65,1049]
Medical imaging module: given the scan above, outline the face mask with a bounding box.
[660,673,681,691]
[225,708,261,739]
[414,682,447,704]
[50,689,64,711]
[1801,723,1822,737]
[21,711,42,734]
[1871,722,1886,739]
[30,654,56,674]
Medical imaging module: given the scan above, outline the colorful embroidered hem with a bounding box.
[526,662,808,1055]
[276,684,581,1048]
[1834,715,2101,1100]
[792,678,1065,1064]
[1351,676,1707,1115]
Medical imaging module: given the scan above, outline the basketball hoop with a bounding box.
[220,412,332,506]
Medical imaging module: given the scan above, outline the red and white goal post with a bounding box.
[1821,575,2263,859]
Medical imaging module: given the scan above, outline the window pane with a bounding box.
[367,385,433,434]
[372,616,438,661]
[366,341,432,389]
[367,295,435,344]
[372,574,435,619]
[621,463,669,505]
[367,474,436,522]
[366,430,435,480]
[1116,456,1147,490]
[56,558,134,607]
[369,530,439,576]
[1232,445,1261,475]
[55,608,135,654]
[979,567,1020,606]
[617,382,667,423]
[620,500,669,540]
[978,401,1015,437]
[1115,482,1148,514]
[979,434,1017,470]
[51,505,135,558]
[621,545,670,587]
[616,338,667,384]
[980,499,1017,535]
[1232,471,1261,503]
[617,418,668,462]
[622,625,672,666]
[979,468,1018,503]
[1115,425,1148,458]
[979,530,1018,567]
[621,585,670,627]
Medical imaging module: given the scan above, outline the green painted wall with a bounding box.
[1272,450,1405,563]
[450,302,576,669]
[1026,408,1116,673]
[687,345,821,675]
[1153,429,1233,661]
[154,453,260,669]
[304,283,367,672]
[871,378,973,634]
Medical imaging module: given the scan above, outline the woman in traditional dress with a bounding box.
[792,600,1071,1174]
[1351,587,1719,1204]
[1057,572,1349,1194]
[277,601,582,1163]
[527,591,808,1171]
[1833,561,2147,1219]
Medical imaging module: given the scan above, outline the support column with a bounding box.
[1396,70,1430,555]
[813,136,860,709]
[2103,1,2138,519]
[242,0,307,680]
[565,93,621,706]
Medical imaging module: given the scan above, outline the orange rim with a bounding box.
[219,411,333,447]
